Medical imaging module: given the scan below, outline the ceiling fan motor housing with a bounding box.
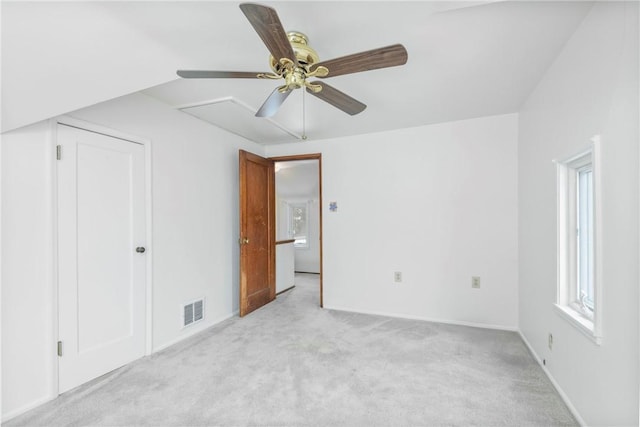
[269,31,320,75]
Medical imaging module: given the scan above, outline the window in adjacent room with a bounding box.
[288,202,309,248]
[554,138,602,344]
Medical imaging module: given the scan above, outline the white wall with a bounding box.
[517,2,639,425]
[275,243,295,293]
[276,197,288,241]
[1,121,56,419]
[267,113,519,329]
[1,93,264,419]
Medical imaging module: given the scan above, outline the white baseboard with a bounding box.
[2,394,56,423]
[152,310,238,353]
[324,305,518,332]
[518,330,586,426]
[276,285,295,295]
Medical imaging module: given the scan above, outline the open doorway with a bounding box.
[272,154,322,307]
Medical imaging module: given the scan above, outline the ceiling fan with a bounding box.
[177,3,408,118]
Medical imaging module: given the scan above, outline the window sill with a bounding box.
[553,303,602,345]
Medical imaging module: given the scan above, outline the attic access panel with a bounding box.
[179,98,301,144]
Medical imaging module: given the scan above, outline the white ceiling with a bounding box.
[2,1,593,143]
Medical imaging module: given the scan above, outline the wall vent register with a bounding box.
[183,299,204,327]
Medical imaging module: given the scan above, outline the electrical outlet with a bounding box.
[394,272,402,283]
[471,276,481,288]
[548,333,553,350]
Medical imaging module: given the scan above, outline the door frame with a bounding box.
[49,116,153,397]
[270,153,323,307]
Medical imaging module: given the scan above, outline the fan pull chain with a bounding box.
[302,88,307,140]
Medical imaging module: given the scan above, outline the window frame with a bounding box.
[554,137,603,345]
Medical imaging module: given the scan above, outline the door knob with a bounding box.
[136,247,146,253]
[242,238,250,245]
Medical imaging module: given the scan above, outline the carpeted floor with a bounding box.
[6,273,576,426]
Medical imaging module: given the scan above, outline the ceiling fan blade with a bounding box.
[256,87,292,117]
[306,82,366,116]
[312,44,408,78]
[239,3,298,67]
[177,70,267,79]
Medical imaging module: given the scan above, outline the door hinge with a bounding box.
[57,341,63,357]
[56,145,62,160]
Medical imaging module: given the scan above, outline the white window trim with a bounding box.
[554,136,603,345]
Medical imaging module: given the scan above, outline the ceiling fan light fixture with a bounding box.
[283,67,307,90]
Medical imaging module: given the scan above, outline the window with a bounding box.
[288,203,309,248]
[576,165,594,313]
[555,138,602,344]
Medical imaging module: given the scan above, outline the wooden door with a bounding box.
[239,150,275,316]
[57,124,146,393]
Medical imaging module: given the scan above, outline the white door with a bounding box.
[57,124,146,393]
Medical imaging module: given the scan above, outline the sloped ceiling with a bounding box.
[276,160,319,199]
[1,1,593,143]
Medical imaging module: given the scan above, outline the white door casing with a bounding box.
[57,124,146,393]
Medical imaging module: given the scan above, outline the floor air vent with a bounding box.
[183,299,204,327]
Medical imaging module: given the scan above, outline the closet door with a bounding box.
[57,124,146,393]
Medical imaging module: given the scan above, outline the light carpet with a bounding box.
[6,274,576,426]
